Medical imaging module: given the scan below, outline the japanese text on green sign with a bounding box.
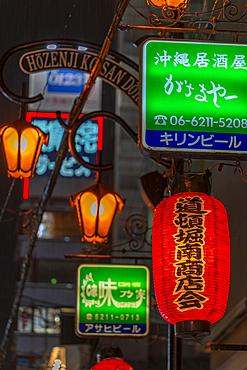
[140,39,247,157]
[76,264,150,337]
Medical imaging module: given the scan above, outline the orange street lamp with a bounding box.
[148,0,189,10]
[0,117,48,178]
[165,0,188,7]
[71,182,125,244]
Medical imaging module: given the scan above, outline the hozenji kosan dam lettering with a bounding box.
[173,195,210,311]
[19,48,139,106]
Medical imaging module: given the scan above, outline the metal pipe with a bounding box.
[167,323,174,370]
[69,0,131,127]
[64,254,152,259]
[174,336,182,370]
[118,24,247,36]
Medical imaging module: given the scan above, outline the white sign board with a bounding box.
[28,69,102,113]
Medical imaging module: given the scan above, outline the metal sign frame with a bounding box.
[0,39,139,107]
[76,264,150,337]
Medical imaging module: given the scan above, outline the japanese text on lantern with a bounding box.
[173,196,210,311]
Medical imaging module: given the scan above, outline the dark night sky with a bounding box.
[0,0,118,121]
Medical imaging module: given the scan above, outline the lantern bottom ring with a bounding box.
[175,320,211,339]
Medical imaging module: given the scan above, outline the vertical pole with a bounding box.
[96,116,104,184]
[20,82,26,120]
[69,0,131,127]
[168,324,182,370]
[174,336,182,370]
[167,323,174,370]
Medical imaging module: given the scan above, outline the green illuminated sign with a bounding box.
[76,264,150,337]
[140,39,247,157]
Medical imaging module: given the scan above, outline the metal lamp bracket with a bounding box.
[61,110,138,172]
[119,0,247,39]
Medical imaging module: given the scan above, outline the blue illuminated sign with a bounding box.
[47,70,85,94]
[26,112,98,178]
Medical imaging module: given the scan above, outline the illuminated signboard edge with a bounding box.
[139,38,247,160]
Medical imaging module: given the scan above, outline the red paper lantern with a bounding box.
[152,191,230,338]
[91,358,133,370]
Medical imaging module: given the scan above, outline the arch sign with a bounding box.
[18,41,139,107]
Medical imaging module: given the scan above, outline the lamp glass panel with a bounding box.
[98,194,117,237]
[79,192,98,237]
[2,127,18,171]
[20,128,39,172]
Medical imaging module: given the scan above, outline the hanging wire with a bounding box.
[33,71,51,118]
[128,306,160,346]
[196,0,209,37]
[206,0,228,40]
[235,160,247,184]
[0,206,19,215]
[0,218,14,224]
[60,1,78,38]
[199,0,219,39]
[200,160,247,185]
[129,3,150,23]
[0,178,16,222]
[186,157,192,173]
[0,205,35,229]
[202,163,221,173]
[195,337,210,348]
[207,0,220,22]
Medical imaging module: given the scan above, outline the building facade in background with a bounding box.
[1,0,247,369]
